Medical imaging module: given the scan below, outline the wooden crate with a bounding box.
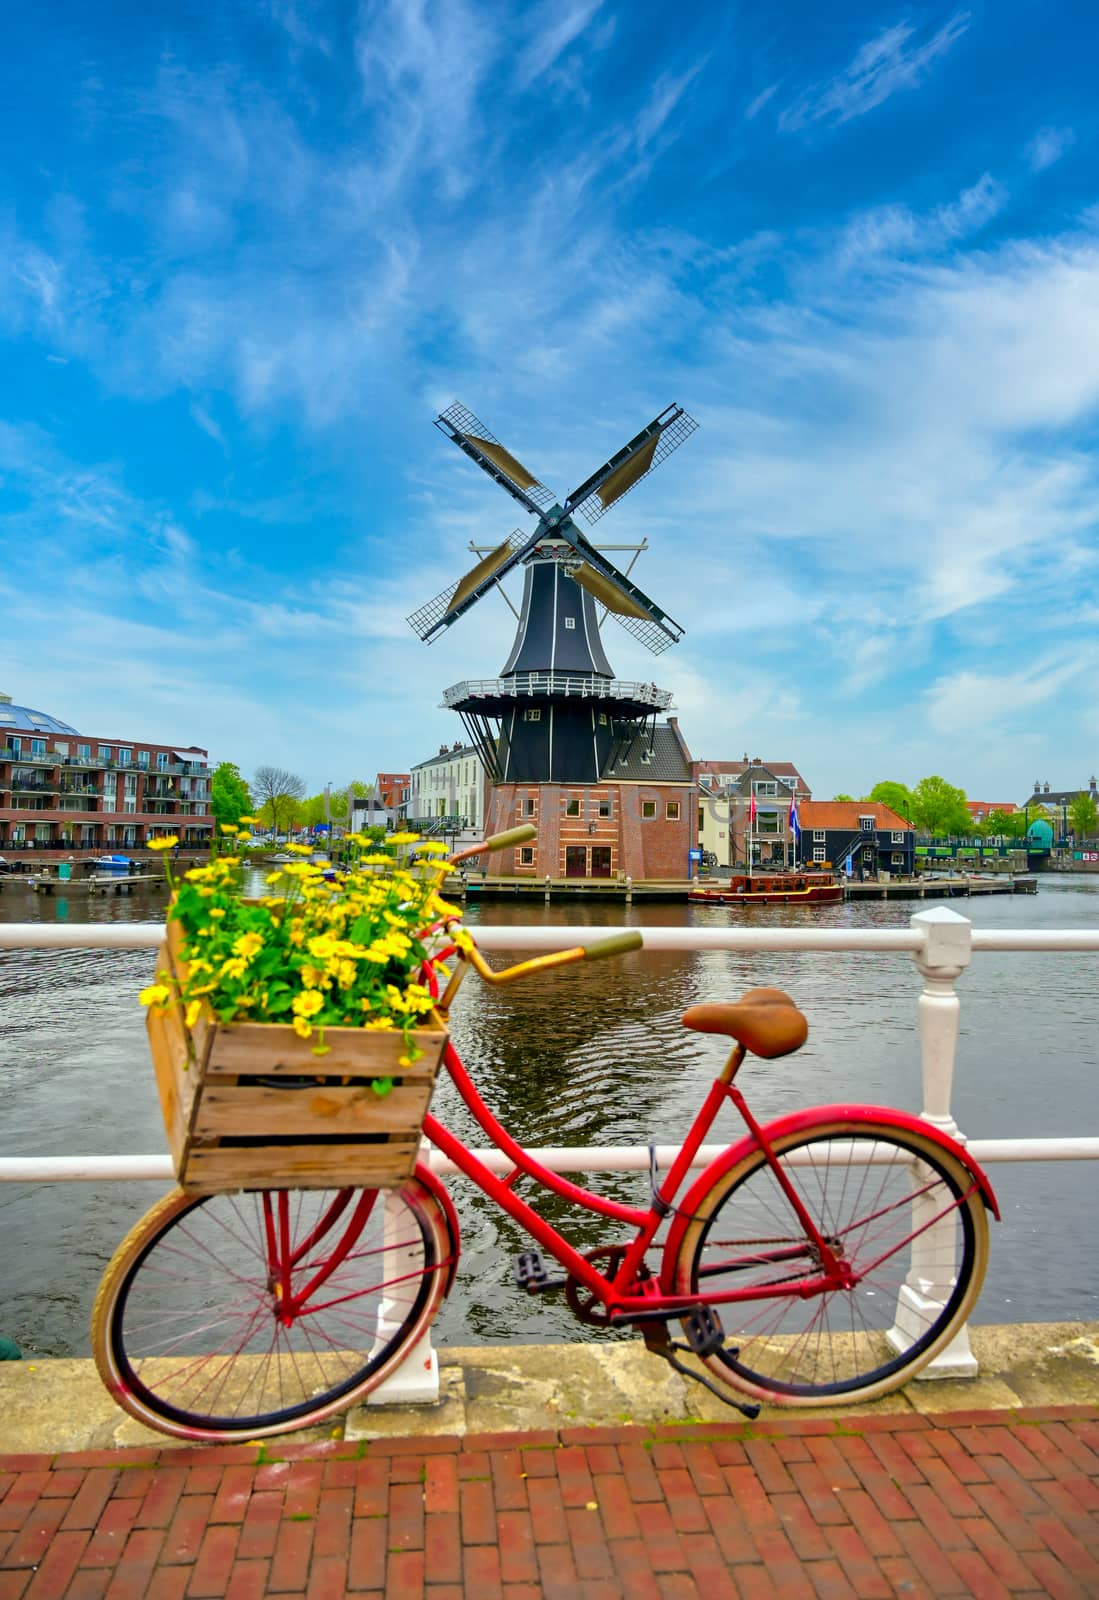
[146,933,447,1193]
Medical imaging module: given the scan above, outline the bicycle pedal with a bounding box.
[514,1251,564,1293]
[683,1306,725,1358]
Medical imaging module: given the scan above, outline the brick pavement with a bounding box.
[1,1405,1097,1598]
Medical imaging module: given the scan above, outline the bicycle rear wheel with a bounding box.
[92,1177,454,1441]
[669,1120,990,1406]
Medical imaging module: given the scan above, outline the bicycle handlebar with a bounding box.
[582,930,644,960]
[449,823,536,866]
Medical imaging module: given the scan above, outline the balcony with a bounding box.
[1,748,57,766]
[59,782,100,797]
[8,776,59,794]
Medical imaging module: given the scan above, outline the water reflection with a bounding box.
[0,875,1096,1355]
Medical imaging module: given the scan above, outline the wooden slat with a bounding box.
[180,1140,421,1194]
[192,1082,434,1138]
[205,1019,446,1080]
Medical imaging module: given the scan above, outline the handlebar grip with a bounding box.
[479,824,538,853]
[582,930,644,960]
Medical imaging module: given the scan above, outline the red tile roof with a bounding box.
[799,801,912,830]
[966,800,1019,817]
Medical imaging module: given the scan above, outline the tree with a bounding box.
[910,775,971,837]
[985,808,1025,839]
[867,781,913,821]
[211,762,253,830]
[252,766,307,837]
[1068,793,1099,840]
[832,792,856,802]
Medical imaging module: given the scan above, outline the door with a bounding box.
[565,846,587,878]
[590,847,612,878]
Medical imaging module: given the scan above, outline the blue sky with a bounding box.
[2,0,1097,801]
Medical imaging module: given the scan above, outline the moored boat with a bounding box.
[688,872,842,906]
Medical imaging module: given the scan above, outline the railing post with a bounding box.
[366,1190,441,1407]
[889,906,978,1377]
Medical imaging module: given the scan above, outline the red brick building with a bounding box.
[374,772,410,811]
[482,719,696,879]
[0,694,212,860]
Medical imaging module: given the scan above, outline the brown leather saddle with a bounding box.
[682,986,807,1059]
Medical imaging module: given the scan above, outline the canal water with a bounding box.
[0,876,1096,1358]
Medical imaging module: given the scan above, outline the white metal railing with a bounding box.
[1,908,1098,1402]
[442,673,674,710]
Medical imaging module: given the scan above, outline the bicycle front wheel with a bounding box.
[669,1120,990,1406]
[92,1178,455,1441]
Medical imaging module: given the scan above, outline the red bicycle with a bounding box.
[93,833,997,1441]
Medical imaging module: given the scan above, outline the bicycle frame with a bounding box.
[417,941,853,1322]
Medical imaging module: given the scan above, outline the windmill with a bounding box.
[407,401,697,787]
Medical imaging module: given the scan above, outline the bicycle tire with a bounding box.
[669,1119,990,1406]
[92,1177,455,1441]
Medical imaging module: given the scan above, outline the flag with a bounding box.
[748,792,757,827]
[788,795,800,836]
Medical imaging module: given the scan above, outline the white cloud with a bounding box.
[745,83,779,120]
[515,0,605,89]
[780,13,971,132]
[1026,125,1075,172]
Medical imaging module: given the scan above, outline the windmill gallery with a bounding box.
[406,402,700,883]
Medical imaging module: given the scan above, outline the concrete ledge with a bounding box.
[0,1321,1095,1454]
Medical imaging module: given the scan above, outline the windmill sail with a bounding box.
[566,404,698,525]
[406,530,530,642]
[559,526,684,654]
[435,402,556,514]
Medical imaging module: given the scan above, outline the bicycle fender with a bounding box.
[659,1104,999,1292]
[412,1163,462,1294]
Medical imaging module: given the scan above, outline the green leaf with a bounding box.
[370,1077,394,1098]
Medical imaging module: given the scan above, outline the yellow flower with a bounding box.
[233,932,264,959]
[220,824,240,836]
[292,1015,313,1039]
[307,934,336,961]
[139,982,172,1008]
[287,842,315,855]
[147,836,179,852]
[337,960,357,988]
[292,990,325,1019]
[288,924,305,947]
[239,814,259,825]
[301,965,325,989]
[184,999,203,1029]
[220,957,248,980]
[208,906,226,919]
[388,832,420,845]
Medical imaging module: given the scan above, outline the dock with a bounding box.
[14,874,169,897]
[452,874,1038,902]
[845,875,1038,899]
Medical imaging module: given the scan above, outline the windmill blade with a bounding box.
[435,402,557,516]
[406,529,532,643]
[559,527,684,655]
[564,404,699,526]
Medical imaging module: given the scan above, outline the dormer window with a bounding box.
[564,617,576,630]
[859,816,875,832]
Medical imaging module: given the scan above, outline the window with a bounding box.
[564,617,575,630]
[753,780,778,796]
[891,831,905,843]
[123,798,137,814]
[813,847,826,863]
[123,773,137,794]
[597,713,607,725]
[524,797,536,816]
[77,744,89,761]
[565,798,581,816]
[136,750,148,768]
[156,751,169,769]
[99,746,112,762]
[599,799,611,818]
[519,846,535,866]
[641,801,657,819]
[524,708,541,722]
[666,801,680,820]
[813,830,825,842]
[118,748,132,766]
[31,738,46,756]
[859,816,874,832]
[891,853,903,865]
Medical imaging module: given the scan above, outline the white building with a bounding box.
[407,742,486,839]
